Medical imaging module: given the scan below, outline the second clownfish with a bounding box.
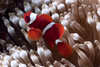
[23,11,73,57]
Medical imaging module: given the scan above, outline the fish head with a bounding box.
[23,11,37,25]
[23,11,31,23]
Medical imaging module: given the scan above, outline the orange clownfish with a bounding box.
[23,11,73,57]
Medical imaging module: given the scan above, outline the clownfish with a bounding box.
[23,11,73,57]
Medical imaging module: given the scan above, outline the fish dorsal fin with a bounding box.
[40,14,53,22]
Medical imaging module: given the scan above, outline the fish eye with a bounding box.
[26,16,30,19]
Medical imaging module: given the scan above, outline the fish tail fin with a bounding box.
[55,39,73,57]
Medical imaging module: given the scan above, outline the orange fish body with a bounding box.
[23,11,73,57]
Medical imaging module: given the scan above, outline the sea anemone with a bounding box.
[0,0,100,67]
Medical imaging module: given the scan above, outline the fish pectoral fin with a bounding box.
[40,14,53,22]
[28,28,42,41]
